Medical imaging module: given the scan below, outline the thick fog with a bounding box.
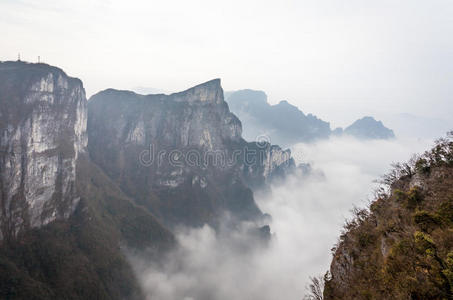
[2,1,453,126]
[128,136,433,300]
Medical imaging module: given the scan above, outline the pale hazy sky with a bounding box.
[1,0,453,128]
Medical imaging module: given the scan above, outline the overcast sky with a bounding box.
[1,0,452,127]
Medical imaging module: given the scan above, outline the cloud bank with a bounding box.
[129,136,434,300]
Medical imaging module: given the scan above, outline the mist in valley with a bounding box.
[1,0,453,298]
[128,135,434,300]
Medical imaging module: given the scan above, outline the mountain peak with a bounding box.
[225,89,331,146]
[170,78,223,104]
[344,116,395,139]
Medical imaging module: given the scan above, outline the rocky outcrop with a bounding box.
[324,135,453,299]
[88,79,294,227]
[0,61,87,239]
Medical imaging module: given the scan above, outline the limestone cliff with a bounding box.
[0,61,174,300]
[0,61,87,239]
[88,79,294,227]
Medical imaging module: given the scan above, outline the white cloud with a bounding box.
[129,136,434,300]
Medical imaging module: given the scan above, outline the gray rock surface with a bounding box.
[0,61,87,239]
[88,79,294,227]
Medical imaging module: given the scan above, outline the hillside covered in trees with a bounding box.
[308,132,453,299]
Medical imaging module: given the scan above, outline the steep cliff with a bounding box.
[0,62,293,297]
[324,134,453,299]
[0,61,174,299]
[88,79,294,227]
[0,61,87,239]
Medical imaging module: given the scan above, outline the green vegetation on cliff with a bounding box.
[319,132,453,299]
[0,155,174,299]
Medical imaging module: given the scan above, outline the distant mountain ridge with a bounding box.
[342,116,395,139]
[226,89,395,146]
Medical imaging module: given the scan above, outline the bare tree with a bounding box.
[303,275,325,300]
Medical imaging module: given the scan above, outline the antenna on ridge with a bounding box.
[17,53,21,61]
[38,56,40,63]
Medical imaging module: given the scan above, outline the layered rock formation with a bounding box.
[88,79,294,227]
[0,61,87,239]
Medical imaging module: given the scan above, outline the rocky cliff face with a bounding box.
[88,79,294,227]
[0,61,175,300]
[89,79,241,151]
[0,61,87,239]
